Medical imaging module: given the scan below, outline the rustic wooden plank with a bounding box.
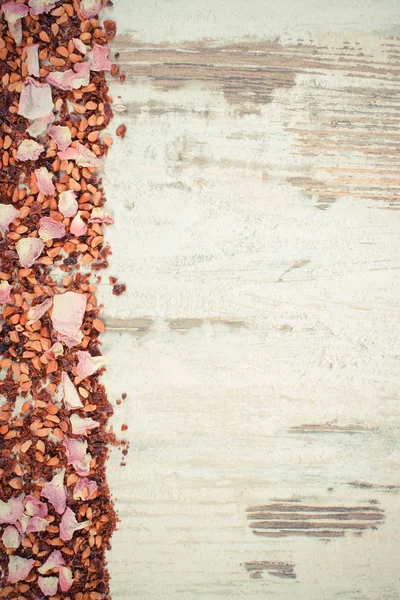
[100,0,400,598]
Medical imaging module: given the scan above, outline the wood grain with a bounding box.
[99,0,400,598]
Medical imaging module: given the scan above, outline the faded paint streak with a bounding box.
[247,502,385,538]
[289,423,377,434]
[244,561,296,580]
[104,316,248,334]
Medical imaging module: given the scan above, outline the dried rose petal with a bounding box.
[47,62,90,90]
[70,414,99,435]
[59,565,74,592]
[7,556,35,583]
[29,0,62,15]
[73,37,89,55]
[45,70,65,89]
[24,495,48,518]
[48,125,72,152]
[26,113,55,138]
[60,507,91,541]
[25,44,40,77]
[89,207,114,225]
[35,167,55,196]
[0,498,24,525]
[63,438,92,476]
[16,513,30,534]
[58,141,102,168]
[63,61,90,89]
[58,190,78,217]
[44,341,64,360]
[73,477,98,501]
[62,372,83,410]
[17,139,44,161]
[0,281,12,303]
[2,2,29,45]
[41,468,67,514]
[38,550,65,574]
[38,575,58,596]
[0,203,20,231]
[80,0,102,19]
[18,77,53,120]
[88,44,112,72]
[25,516,48,534]
[52,291,87,347]
[27,297,53,325]
[76,350,108,379]
[70,211,87,237]
[39,216,66,241]
[16,237,45,268]
[2,525,20,549]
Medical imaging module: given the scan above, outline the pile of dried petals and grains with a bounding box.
[0,0,121,598]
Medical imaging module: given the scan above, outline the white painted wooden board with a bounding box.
[98,0,400,597]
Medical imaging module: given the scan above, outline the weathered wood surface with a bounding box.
[99,0,400,597]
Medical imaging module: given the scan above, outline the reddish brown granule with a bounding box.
[121,424,128,431]
[112,283,126,296]
[115,124,126,138]
[0,1,121,597]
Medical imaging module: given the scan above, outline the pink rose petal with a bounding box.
[0,497,24,525]
[27,297,53,325]
[60,507,91,541]
[63,438,92,476]
[0,281,12,303]
[62,372,83,410]
[47,61,90,90]
[48,125,72,152]
[25,516,48,534]
[7,555,35,583]
[70,211,87,236]
[35,167,55,196]
[24,495,48,518]
[38,550,65,574]
[17,139,44,161]
[89,207,114,225]
[0,203,20,231]
[46,70,65,89]
[16,237,45,268]
[18,77,53,120]
[29,0,62,15]
[39,217,66,241]
[2,525,20,549]
[63,61,90,89]
[58,141,102,167]
[41,468,67,514]
[2,2,28,45]
[15,513,30,534]
[52,292,87,348]
[59,565,74,592]
[44,341,64,360]
[25,44,40,77]
[26,113,55,138]
[73,37,89,55]
[38,575,58,596]
[76,350,108,379]
[73,477,98,501]
[80,0,102,19]
[88,44,112,72]
[58,190,78,217]
[70,414,99,436]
